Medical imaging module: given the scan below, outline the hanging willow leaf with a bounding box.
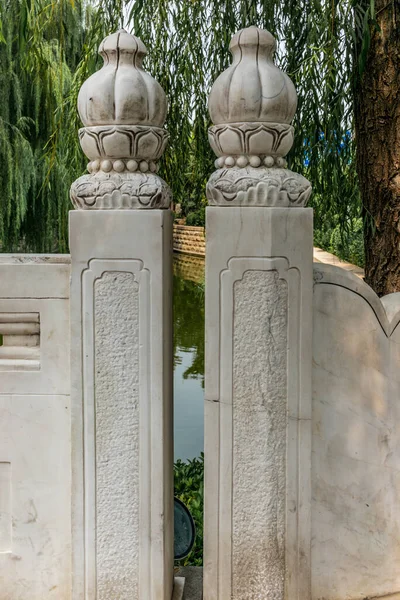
[0,0,371,257]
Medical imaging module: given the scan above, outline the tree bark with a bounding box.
[354,0,400,296]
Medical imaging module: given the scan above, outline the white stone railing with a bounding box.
[0,25,400,600]
[0,255,70,595]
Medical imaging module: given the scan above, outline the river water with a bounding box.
[173,253,205,460]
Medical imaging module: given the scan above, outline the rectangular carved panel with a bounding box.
[94,271,139,599]
[232,270,288,599]
[0,313,40,371]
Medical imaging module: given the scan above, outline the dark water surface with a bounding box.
[173,254,205,460]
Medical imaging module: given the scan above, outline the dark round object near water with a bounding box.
[174,497,196,560]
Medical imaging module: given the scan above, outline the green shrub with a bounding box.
[314,217,365,269]
[174,454,204,566]
[186,208,205,227]
[329,218,364,267]
[314,226,332,252]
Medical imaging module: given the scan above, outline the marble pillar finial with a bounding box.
[70,29,171,210]
[206,26,312,207]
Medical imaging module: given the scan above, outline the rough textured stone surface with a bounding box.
[232,270,287,599]
[94,271,139,598]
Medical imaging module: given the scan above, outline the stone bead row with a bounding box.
[87,159,159,174]
[215,155,288,169]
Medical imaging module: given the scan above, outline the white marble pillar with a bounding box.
[69,30,174,600]
[204,26,314,600]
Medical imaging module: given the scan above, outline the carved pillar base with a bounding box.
[70,123,171,210]
[70,170,171,210]
[206,166,311,207]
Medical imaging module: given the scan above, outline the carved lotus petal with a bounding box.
[79,126,169,160]
[78,130,100,161]
[216,127,243,156]
[208,123,294,158]
[101,130,132,158]
[136,129,168,160]
[246,128,275,155]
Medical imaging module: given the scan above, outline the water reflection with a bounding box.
[173,253,205,460]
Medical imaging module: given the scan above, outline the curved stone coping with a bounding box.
[313,262,400,337]
[0,254,71,264]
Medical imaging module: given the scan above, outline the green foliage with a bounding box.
[314,216,365,267]
[0,0,88,251]
[0,0,122,252]
[174,454,204,566]
[128,0,366,238]
[186,208,206,228]
[0,0,373,252]
[330,218,365,267]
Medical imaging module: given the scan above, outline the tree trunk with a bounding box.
[354,0,400,296]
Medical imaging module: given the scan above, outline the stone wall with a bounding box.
[0,248,399,600]
[0,255,71,600]
[173,225,205,256]
[173,253,205,283]
[312,264,400,599]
